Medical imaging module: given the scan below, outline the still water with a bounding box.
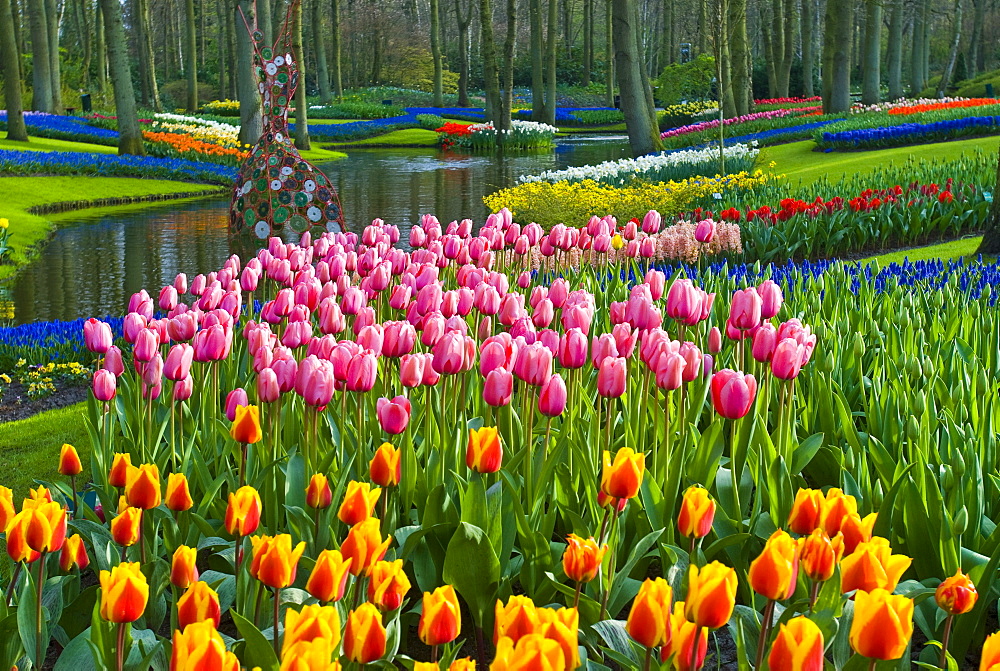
[8,137,629,323]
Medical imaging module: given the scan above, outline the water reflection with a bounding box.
[9,138,630,324]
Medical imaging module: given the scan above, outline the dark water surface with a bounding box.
[8,138,629,323]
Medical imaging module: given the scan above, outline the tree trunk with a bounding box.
[582,0,592,84]
[185,0,198,110]
[544,0,556,125]
[226,0,236,97]
[697,0,707,54]
[822,0,852,112]
[292,0,309,149]
[530,0,545,119]
[778,0,796,98]
[312,0,331,103]
[861,0,881,104]
[78,0,92,88]
[216,0,226,98]
[977,149,1000,254]
[761,19,778,98]
[331,0,342,99]
[729,0,750,114]
[613,0,657,156]
[430,0,443,106]
[141,0,159,109]
[886,0,902,99]
[801,0,814,96]
[455,0,471,105]
[480,0,501,121]
[909,0,927,95]
[235,0,261,145]
[45,0,60,112]
[634,0,659,131]
[28,0,52,112]
[771,0,786,97]
[256,0,271,44]
[0,0,28,140]
[95,0,106,93]
[937,0,964,96]
[98,0,144,153]
[500,0,515,132]
[967,0,985,77]
[604,0,613,105]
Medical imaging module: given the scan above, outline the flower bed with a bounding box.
[818,114,1000,149]
[660,107,822,139]
[0,111,120,146]
[436,119,558,150]
[4,213,1000,668]
[142,131,247,166]
[518,143,760,186]
[0,148,235,184]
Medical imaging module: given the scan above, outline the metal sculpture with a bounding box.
[229,1,344,238]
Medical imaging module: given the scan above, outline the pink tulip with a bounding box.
[558,328,588,369]
[708,326,722,354]
[517,272,531,289]
[174,273,188,295]
[641,210,661,234]
[192,325,228,362]
[679,342,703,383]
[611,324,638,359]
[694,219,716,243]
[168,313,198,342]
[474,284,502,316]
[142,381,162,401]
[532,299,554,328]
[771,339,806,380]
[84,318,114,354]
[513,342,553,386]
[421,312,447,347]
[644,269,666,301]
[400,354,425,388]
[104,346,125,377]
[282,320,313,349]
[356,324,384,355]
[538,374,567,417]
[483,368,514,407]
[654,351,686,391]
[597,357,627,398]
[665,279,701,326]
[225,388,249,422]
[271,353,299,393]
[377,396,412,434]
[758,280,783,319]
[257,368,281,403]
[241,267,259,292]
[128,290,154,320]
[123,313,147,344]
[92,369,117,402]
[432,332,465,375]
[591,334,619,369]
[133,328,160,363]
[346,351,378,392]
[479,341,509,376]
[751,323,778,363]
[159,285,178,312]
[164,344,194,381]
[498,293,525,327]
[382,321,416,358]
[296,355,336,407]
[549,278,569,308]
[190,274,207,296]
[710,369,757,419]
[729,288,762,331]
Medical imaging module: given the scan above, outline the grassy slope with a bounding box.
[0,137,118,154]
[0,403,89,498]
[0,176,222,281]
[326,128,440,147]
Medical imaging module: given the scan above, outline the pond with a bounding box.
[8,137,630,324]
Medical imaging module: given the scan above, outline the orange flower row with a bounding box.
[143,131,249,159]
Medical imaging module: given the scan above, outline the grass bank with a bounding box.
[0,176,224,281]
[0,402,89,498]
[326,128,440,148]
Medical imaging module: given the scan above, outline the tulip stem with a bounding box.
[809,580,819,613]
[273,586,281,658]
[600,510,621,620]
[754,599,775,671]
[234,538,242,612]
[868,660,876,671]
[643,646,653,671]
[5,562,21,607]
[70,475,77,520]
[253,582,265,628]
[115,622,126,671]
[572,581,582,611]
[139,510,147,565]
[690,626,702,671]
[940,614,954,669]
[35,553,45,667]
[431,644,439,663]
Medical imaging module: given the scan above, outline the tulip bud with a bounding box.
[768,617,824,671]
[935,570,977,615]
[467,426,503,474]
[562,534,607,583]
[306,473,333,510]
[748,529,800,601]
[165,473,194,512]
[370,443,401,487]
[600,447,644,500]
[344,603,387,663]
[59,534,90,572]
[177,580,222,629]
[684,561,737,629]
[338,481,381,526]
[368,559,412,610]
[678,486,715,540]
[799,529,844,583]
[419,585,462,646]
[249,533,306,589]
[171,545,199,589]
[58,444,83,476]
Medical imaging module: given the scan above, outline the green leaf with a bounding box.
[0,612,24,671]
[53,627,97,671]
[17,566,49,669]
[232,609,279,671]
[592,620,640,666]
[442,522,500,628]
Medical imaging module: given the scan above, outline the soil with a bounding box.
[0,380,88,423]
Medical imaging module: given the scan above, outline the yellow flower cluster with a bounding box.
[0,300,13,320]
[485,170,775,229]
[203,99,241,115]
[661,101,718,117]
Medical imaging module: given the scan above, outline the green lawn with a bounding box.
[0,402,89,498]
[0,136,118,154]
[861,236,987,265]
[761,136,1000,186]
[326,128,440,147]
[307,118,366,125]
[0,176,223,281]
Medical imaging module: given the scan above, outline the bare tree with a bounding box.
[861,0,881,104]
[613,0,659,155]
[98,0,145,153]
[0,0,28,140]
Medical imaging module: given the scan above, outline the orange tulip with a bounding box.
[99,562,149,623]
[281,603,341,656]
[494,595,540,645]
[126,463,161,510]
[0,486,14,533]
[171,619,240,671]
[5,512,41,563]
[787,488,824,535]
[768,616,824,671]
[249,533,305,589]
[840,537,912,594]
[413,663,438,671]
[109,453,133,488]
[849,588,914,660]
[111,506,143,547]
[230,404,262,444]
[981,631,1000,670]
[340,517,391,576]
[367,559,411,610]
[678,486,715,540]
[59,533,89,572]
[28,485,52,503]
[536,607,579,669]
[838,512,877,554]
[492,634,566,671]
[177,580,221,629]
[306,473,333,510]
[467,426,503,473]
[419,584,462,646]
[562,534,607,583]
[13,499,67,554]
[626,577,672,648]
[279,639,342,671]
[370,442,401,487]
[799,529,844,583]
[448,660,476,671]
[306,549,353,603]
[171,545,199,589]
[748,529,800,601]
[820,488,857,537]
[684,561,737,629]
[337,481,381,526]
[600,448,645,500]
[936,570,978,616]
[224,485,262,536]
[165,473,194,512]
[58,444,83,476]
[343,603,387,663]
[661,602,708,671]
